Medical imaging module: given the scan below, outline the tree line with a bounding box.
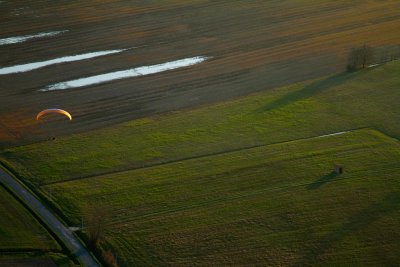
[347,44,400,71]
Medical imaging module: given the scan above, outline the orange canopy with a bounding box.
[36,109,72,121]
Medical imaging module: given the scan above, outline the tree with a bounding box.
[347,44,374,71]
[83,204,119,266]
[83,204,108,249]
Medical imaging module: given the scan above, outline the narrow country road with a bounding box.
[0,167,99,267]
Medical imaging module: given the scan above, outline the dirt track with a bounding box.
[1,1,400,148]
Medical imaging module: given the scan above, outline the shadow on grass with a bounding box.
[261,72,354,112]
[295,192,400,266]
[307,171,338,190]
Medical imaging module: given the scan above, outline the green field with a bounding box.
[2,1,400,266]
[2,61,400,185]
[0,185,58,250]
[42,129,400,266]
[0,185,76,266]
[2,61,400,265]
[0,253,78,267]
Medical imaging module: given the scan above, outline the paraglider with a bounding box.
[36,108,72,121]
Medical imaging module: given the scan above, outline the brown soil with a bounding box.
[1,0,400,148]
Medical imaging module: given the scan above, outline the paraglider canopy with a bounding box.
[36,108,72,121]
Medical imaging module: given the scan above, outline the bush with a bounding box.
[102,250,118,267]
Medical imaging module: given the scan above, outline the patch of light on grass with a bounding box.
[0,30,68,45]
[0,48,133,75]
[40,56,210,91]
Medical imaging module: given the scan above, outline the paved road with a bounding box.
[0,168,99,267]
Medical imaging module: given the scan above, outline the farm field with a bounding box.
[1,60,400,265]
[0,254,77,267]
[0,184,76,266]
[33,129,400,266]
[2,1,400,266]
[2,60,400,185]
[1,1,400,148]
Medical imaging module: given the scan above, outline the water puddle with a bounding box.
[0,30,67,45]
[367,63,380,68]
[0,48,132,75]
[40,56,209,91]
[317,131,347,138]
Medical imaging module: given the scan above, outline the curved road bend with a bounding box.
[0,168,99,267]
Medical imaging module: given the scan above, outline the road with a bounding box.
[0,167,99,267]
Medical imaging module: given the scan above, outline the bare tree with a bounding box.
[83,204,120,266]
[83,204,108,249]
[347,44,374,71]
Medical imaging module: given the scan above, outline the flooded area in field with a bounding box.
[0,48,132,75]
[40,56,209,91]
[317,131,347,138]
[0,30,67,45]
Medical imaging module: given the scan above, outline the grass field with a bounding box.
[0,185,77,266]
[1,1,400,147]
[0,253,78,267]
[0,185,58,250]
[2,2,400,264]
[2,60,400,186]
[40,129,400,266]
[1,61,400,265]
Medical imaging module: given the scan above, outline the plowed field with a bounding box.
[1,1,400,147]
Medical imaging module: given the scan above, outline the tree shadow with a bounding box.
[294,192,400,266]
[261,72,354,112]
[306,171,338,190]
